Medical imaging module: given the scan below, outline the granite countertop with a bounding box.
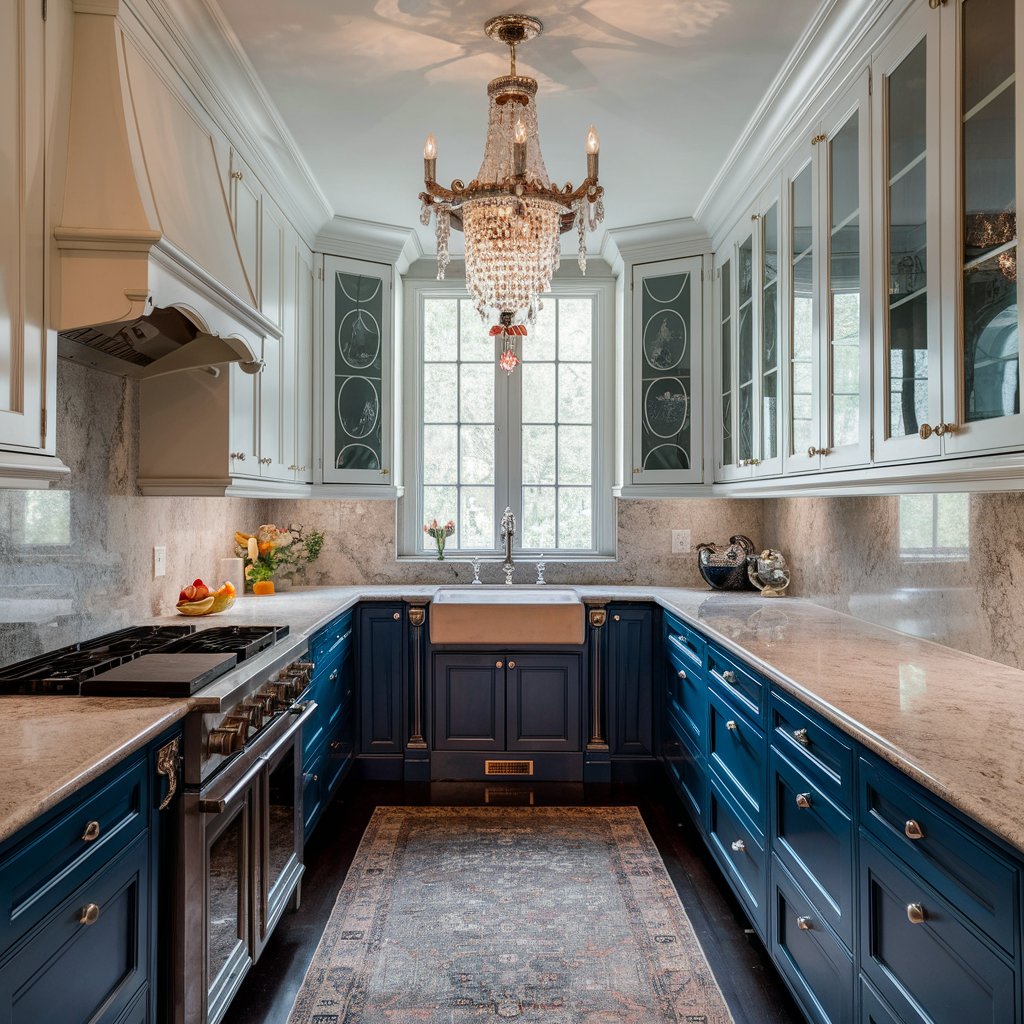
[6,583,1024,856]
[0,697,191,845]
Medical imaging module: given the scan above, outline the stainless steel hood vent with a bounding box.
[54,0,280,377]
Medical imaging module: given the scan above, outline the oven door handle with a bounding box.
[199,701,318,814]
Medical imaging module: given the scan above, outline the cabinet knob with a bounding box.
[495,660,503,668]
[906,902,927,925]
[230,451,246,461]
[677,668,687,680]
[918,423,934,440]
[934,422,958,436]
[904,819,925,840]
[380,468,390,476]
[726,719,738,731]
[329,670,339,683]
[230,169,244,180]
[613,614,621,622]
[730,839,746,853]
[79,903,101,926]
[508,660,516,669]
[288,464,298,471]
[796,915,813,931]
[795,792,813,809]
[792,727,810,746]
[81,820,101,843]
[722,670,736,684]
[330,740,342,750]
[393,612,401,620]
[807,447,832,457]
[259,456,272,466]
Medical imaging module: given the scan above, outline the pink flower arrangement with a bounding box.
[424,518,455,560]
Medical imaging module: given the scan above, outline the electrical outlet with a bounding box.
[153,545,167,578]
[671,529,691,555]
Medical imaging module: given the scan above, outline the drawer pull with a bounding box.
[796,915,813,931]
[904,819,925,840]
[329,670,339,683]
[906,902,927,925]
[722,670,737,684]
[81,820,101,843]
[392,612,401,620]
[730,839,746,853]
[330,740,342,750]
[795,792,813,809]
[677,668,687,679]
[792,728,810,746]
[726,719,738,731]
[79,903,101,926]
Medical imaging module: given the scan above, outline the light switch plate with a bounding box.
[671,529,691,554]
[153,545,167,578]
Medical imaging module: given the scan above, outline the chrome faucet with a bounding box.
[500,506,516,585]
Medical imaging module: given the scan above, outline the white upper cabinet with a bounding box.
[0,0,63,484]
[785,69,872,474]
[938,0,1022,456]
[321,255,394,488]
[630,257,704,486]
[873,6,944,464]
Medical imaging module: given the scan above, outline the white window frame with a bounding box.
[399,277,617,558]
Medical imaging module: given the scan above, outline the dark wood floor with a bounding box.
[222,778,803,1024]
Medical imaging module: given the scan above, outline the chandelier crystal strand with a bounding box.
[417,14,604,366]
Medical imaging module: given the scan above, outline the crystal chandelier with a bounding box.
[419,14,605,341]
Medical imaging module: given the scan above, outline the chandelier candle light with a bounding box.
[419,14,605,372]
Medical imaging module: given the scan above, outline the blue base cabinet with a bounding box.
[0,726,181,1024]
[654,609,1024,1024]
[607,605,654,759]
[357,604,405,764]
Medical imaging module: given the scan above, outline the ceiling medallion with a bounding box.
[419,13,605,372]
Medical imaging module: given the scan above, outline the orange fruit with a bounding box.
[252,581,275,596]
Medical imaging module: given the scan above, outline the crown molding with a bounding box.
[696,0,901,244]
[604,218,711,271]
[316,216,423,271]
[122,0,333,244]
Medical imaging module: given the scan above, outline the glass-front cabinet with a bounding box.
[630,257,703,485]
[939,0,1022,456]
[785,69,872,473]
[716,185,783,480]
[322,255,395,485]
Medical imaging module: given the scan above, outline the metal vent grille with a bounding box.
[485,759,534,776]
[484,787,535,805]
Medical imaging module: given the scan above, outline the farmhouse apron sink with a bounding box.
[429,586,585,646]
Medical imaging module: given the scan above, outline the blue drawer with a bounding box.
[708,686,766,829]
[770,690,853,806]
[770,747,854,949]
[770,854,854,1024]
[859,833,1015,1024]
[859,755,1017,953]
[663,613,705,672]
[665,641,705,747]
[310,611,354,672]
[663,715,705,830]
[708,642,764,726]
[0,832,150,1024]
[707,776,766,937]
[859,976,902,1024]
[0,754,148,955]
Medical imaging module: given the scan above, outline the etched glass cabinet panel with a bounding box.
[322,255,393,485]
[631,257,703,485]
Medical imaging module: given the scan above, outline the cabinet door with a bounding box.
[873,9,944,463]
[630,257,703,484]
[608,606,654,757]
[0,0,47,453]
[715,254,736,474]
[506,655,581,752]
[229,148,260,305]
[228,359,259,478]
[755,186,785,477]
[358,605,404,754]
[940,0,1024,456]
[322,255,392,484]
[432,655,505,750]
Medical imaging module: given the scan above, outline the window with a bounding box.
[402,282,614,557]
[898,493,969,560]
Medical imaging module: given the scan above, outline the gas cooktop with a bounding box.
[0,624,290,696]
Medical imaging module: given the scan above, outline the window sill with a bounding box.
[395,554,618,564]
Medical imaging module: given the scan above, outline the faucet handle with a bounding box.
[535,554,547,585]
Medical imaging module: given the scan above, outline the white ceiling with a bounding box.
[215,0,820,252]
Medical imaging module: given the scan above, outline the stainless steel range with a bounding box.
[0,622,319,1024]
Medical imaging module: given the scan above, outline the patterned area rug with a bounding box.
[287,806,734,1023]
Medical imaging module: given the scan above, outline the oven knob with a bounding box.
[207,717,247,755]
[255,690,277,713]
[240,700,264,729]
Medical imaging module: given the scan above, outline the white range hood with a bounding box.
[54,0,278,378]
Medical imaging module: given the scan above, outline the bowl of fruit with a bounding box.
[176,579,237,616]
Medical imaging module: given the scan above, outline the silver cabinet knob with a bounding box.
[792,728,810,746]
[677,669,687,679]
[722,670,737,684]
[287,464,298,471]
[907,902,927,925]
[230,451,246,461]
[79,903,101,926]
[796,915,813,931]
[904,819,925,840]
[726,720,738,731]
[259,456,272,466]
[795,792,813,809]
[393,612,401,620]
[730,839,746,853]
[81,820,101,843]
